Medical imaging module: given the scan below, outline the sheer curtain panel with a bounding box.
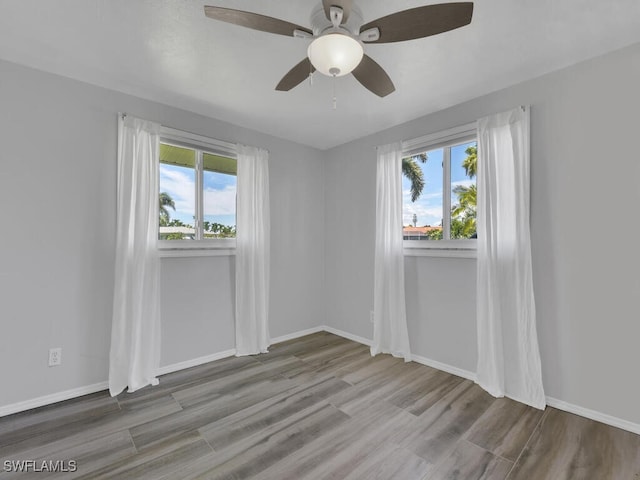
[235,145,271,356]
[476,106,545,409]
[372,142,411,361]
[109,115,161,396]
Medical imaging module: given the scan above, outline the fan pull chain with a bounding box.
[332,74,337,110]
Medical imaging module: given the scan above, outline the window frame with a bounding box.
[402,122,477,257]
[157,126,237,255]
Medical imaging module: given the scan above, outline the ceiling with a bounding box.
[1,1,640,150]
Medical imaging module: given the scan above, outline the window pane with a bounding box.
[450,141,477,239]
[402,148,443,240]
[203,157,237,238]
[159,144,196,240]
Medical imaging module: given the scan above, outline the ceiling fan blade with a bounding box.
[322,0,352,24]
[352,55,395,98]
[276,58,315,91]
[360,2,473,44]
[204,6,312,37]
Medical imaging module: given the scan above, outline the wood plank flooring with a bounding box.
[1,332,638,479]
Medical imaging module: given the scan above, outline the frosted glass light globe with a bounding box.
[307,33,364,77]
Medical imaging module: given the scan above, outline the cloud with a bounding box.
[402,187,443,226]
[403,199,442,226]
[204,185,236,216]
[403,203,442,226]
[160,167,195,216]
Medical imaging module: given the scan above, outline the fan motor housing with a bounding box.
[309,4,363,37]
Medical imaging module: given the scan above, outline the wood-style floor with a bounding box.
[1,332,639,479]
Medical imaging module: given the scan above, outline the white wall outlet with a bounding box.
[370,310,375,323]
[48,347,62,367]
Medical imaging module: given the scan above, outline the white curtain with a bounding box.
[235,145,270,356]
[372,142,411,361]
[109,115,161,396]
[476,106,545,409]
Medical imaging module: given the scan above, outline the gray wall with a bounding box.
[0,59,325,407]
[324,42,640,425]
[2,41,640,428]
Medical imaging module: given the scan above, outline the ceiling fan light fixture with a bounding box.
[307,33,363,77]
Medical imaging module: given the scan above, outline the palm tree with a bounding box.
[462,145,477,178]
[452,184,477,237]
[452,183,477,213]
[451,144,478,237]
[159,192,176,225]
[402,153,428,202]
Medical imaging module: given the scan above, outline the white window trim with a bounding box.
[402,122,476,156]
[402,122,477,254]
[158,126,237,253]
[159,244,236,258]
[404,240,477,258]
[160,126,236,157]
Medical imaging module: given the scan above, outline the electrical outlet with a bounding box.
[370,310,375,323]
[49,348,62,367]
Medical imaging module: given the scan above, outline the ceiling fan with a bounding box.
[204,1,473,97]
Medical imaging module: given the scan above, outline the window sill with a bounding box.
[404,240,476,258]
[404,248,476,258]
[158,239,236,258]
[159,248,235,258]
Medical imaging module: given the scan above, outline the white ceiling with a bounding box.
[1,1,639,149]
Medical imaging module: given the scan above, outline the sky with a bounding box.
[159,163,236,227]
[402,141,476,227]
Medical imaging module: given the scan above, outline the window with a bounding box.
[402,123,477,251]
[158,128,237,249]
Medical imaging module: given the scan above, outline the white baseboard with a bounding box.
[157,349,237,376]
[321,326,477,383]
[323,325,373,347]
[0,381,109,418]
[410,353,477,382]
[322,326,476,382]
[158,325,328,376]
[270,326,324,345]
[546,396,640,436]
